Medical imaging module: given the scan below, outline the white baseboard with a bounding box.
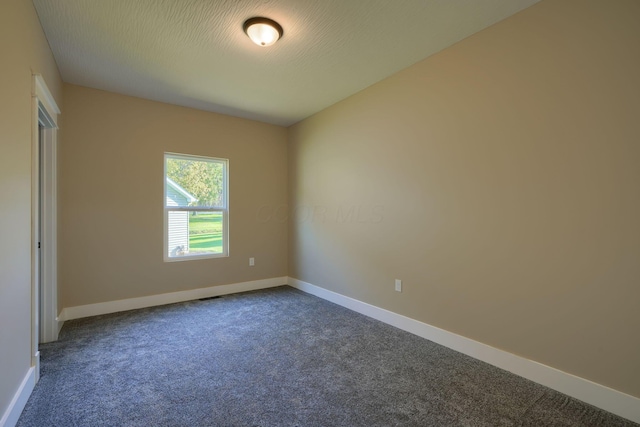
[59,277,287,321]
[33,351,40,383]
[56,316,64,335]
[287,277,640,424]
[0,367,35,427]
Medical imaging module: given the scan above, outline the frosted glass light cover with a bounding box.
[246,23,280,46]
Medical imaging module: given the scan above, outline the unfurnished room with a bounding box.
[1,0,639,426]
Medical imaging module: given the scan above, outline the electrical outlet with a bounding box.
[249,257,255,266]
[395,279,402,292]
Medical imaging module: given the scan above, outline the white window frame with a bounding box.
[164,152,229,262]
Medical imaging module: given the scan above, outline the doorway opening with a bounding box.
[32,74,60,381]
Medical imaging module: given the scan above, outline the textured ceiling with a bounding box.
[33,0,539,126]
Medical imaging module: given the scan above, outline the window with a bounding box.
[164,153,228,261]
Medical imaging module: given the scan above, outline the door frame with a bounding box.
[31,74,60,381]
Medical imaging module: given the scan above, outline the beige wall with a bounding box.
[60,85,287,308]
[288,0,640,398]
[0,0,63,419]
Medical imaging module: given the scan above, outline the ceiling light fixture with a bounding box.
[243,17,283,47]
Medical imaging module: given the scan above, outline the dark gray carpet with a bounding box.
[18,286,636,426]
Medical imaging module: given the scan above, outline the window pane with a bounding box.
[167,211,223,258]
[165,156,225,208]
